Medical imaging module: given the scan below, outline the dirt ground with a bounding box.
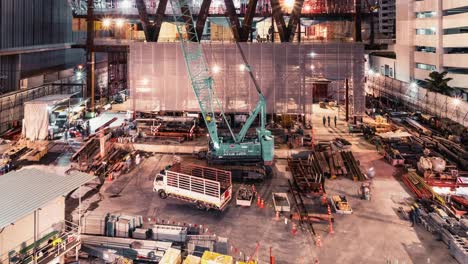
[75,105,457,264]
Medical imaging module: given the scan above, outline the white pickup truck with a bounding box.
[154,163,232,211]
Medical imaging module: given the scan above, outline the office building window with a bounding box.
[416,63,436,71]
[444,26,468,35]
[416,11,436,18]
[416,28,436,35]
[445,47,468,54]
[445,67,468,75]
[444,6,468,16]
[416,46,436,53]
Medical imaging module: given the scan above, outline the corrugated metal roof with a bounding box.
[0,168,95,229]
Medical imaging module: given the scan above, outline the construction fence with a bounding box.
[129,42,365,120]
[366,74,468,126]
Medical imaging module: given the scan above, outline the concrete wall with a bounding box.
[0,196,65,263]
[395,0,414,83]
[369,55,397,78]
[129,42,365,118]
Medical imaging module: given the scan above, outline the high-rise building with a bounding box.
[378,0,396,39]
[395,0,468,92]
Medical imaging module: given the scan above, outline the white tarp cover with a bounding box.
[129,42,365,116]
[22,94,73,141]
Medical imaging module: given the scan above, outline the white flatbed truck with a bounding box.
[154,163,232,211]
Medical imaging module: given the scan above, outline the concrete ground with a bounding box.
[73,104,459,264]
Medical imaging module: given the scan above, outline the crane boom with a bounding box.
[169,0,235,149]
[169,0,274,165]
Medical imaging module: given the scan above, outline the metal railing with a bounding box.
[2,221,81,264]
[0,80,83,134]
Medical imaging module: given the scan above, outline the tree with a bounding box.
[424,71,454,96]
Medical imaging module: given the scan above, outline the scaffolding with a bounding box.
[129,42,365,119]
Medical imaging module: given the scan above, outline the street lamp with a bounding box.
[309,52,317,58]
[102,18,112,28]
[239,64,246,71]
[212,65,221,74]
[284,0,294,9]
[115,18,125,28]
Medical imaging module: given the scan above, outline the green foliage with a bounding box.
[424,71,454,96]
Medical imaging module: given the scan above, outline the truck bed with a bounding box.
[169,163,232,191]
[162,163,232,210]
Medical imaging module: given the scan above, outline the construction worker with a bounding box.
[322,116,326,126]
[409,206,417,227]
[327,116,331,126]
[334,116,337,127]
[51,235,63,247]
[414,204,421,223]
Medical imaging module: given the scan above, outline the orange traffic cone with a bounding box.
[107,172,113,182]
[257,196,261,207]
[260,199,265,209]
[327,204,334,234]
[321,194,327,206]
[291,223,297,235]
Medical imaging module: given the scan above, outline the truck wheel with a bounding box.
[158,190,168,199]
[196,202,207,210]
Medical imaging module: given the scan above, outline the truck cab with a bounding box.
[153,173,165,192]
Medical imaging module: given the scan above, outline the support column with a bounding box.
[287,0,305,42]
[345,78,349,121]
[86,0,95,112]
[240,0,259,41]
[154,0,169,41]
[196,0,212,40]
[224,0,242,41]
[270,0,287,42]
[354,0,362,42]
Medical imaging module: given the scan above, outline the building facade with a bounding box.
[378,0,396,39]
[395,0,468,93]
